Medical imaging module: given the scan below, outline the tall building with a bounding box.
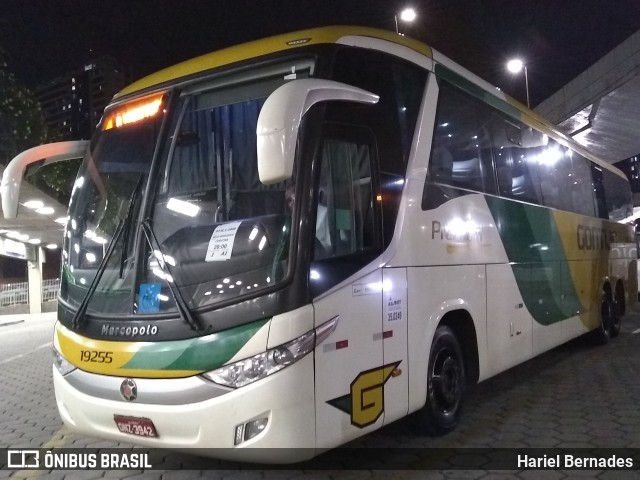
[35,57,128,141]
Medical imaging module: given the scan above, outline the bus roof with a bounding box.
[113,25,626,179]
[114,26,431,99]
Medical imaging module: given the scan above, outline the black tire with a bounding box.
[611,285,624,338]
[414,325,465,435]
[592,293,615,345]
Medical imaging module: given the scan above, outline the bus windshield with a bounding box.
[60,63,310,316]
[60,93,166,315]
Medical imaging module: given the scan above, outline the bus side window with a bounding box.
[308,123,382,298]
[314,132,376,260]
[570,153,596,217]
[490,114,543,205]
[591,164,608,219]
[536,136,573,212]
[602,168,633,221]
[427,81,497,195]
[590,156,633,221]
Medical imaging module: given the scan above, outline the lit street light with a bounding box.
[395,8,417,35]
[506,58,530,108]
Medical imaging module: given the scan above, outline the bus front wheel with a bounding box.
[415,325,465,435]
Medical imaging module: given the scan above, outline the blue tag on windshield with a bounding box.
[138,283,161,313]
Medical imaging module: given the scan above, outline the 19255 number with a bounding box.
[80,350,113,363]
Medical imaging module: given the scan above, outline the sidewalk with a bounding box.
[0,311,57,327]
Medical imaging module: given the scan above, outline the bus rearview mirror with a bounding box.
[256,79,379,185]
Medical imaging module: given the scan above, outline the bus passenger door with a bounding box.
[309,127,386,448]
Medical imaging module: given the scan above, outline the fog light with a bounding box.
[234,424,244,446]
[234,417,269,445]
[244,417,268,442]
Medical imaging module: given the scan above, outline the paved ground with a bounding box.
[1,306,639,479]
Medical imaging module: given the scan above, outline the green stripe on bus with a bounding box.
[485,196,583,325]
[122,318,269,371]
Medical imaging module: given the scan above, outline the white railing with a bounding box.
[0,281,28,307]
[0,278,60,307]
[42,278,60,302]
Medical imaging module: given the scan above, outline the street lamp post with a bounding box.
[395,8,417,34]
[506,58,530,108]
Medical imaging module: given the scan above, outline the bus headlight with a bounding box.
[53,347,77,376]
[202,316,338,388]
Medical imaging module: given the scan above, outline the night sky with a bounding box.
[1,0,640,107]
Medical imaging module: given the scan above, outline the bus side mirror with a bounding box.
[1,140,89,219]
[256,79,379,185]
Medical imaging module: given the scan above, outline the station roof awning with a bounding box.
[0,163,68,250]
[535,29,640,164]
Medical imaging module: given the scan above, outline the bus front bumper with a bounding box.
[53,354,316,463]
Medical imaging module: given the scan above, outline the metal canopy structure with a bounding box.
[0,163,68,250]
[535,29,640,164]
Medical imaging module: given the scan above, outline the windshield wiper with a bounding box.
[120,176,143,278]
[71,178,143,330]
[140,219,202,332]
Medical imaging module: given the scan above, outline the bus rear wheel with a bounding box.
[612,285,624,338]
[415,325,465,435]
[592,292,617,345]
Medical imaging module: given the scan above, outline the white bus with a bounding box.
[2,26,636,463]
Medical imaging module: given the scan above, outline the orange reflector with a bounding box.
[102,93,165,130]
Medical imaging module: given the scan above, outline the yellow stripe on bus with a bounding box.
[116,26,432,99]
[551,209,630,330]
[55,323,200,378]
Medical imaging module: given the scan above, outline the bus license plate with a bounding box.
[114,415,158,438]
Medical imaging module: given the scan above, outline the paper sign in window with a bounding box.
[205,221,242,262]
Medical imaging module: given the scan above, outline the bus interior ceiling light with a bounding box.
[166,197,200,217]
